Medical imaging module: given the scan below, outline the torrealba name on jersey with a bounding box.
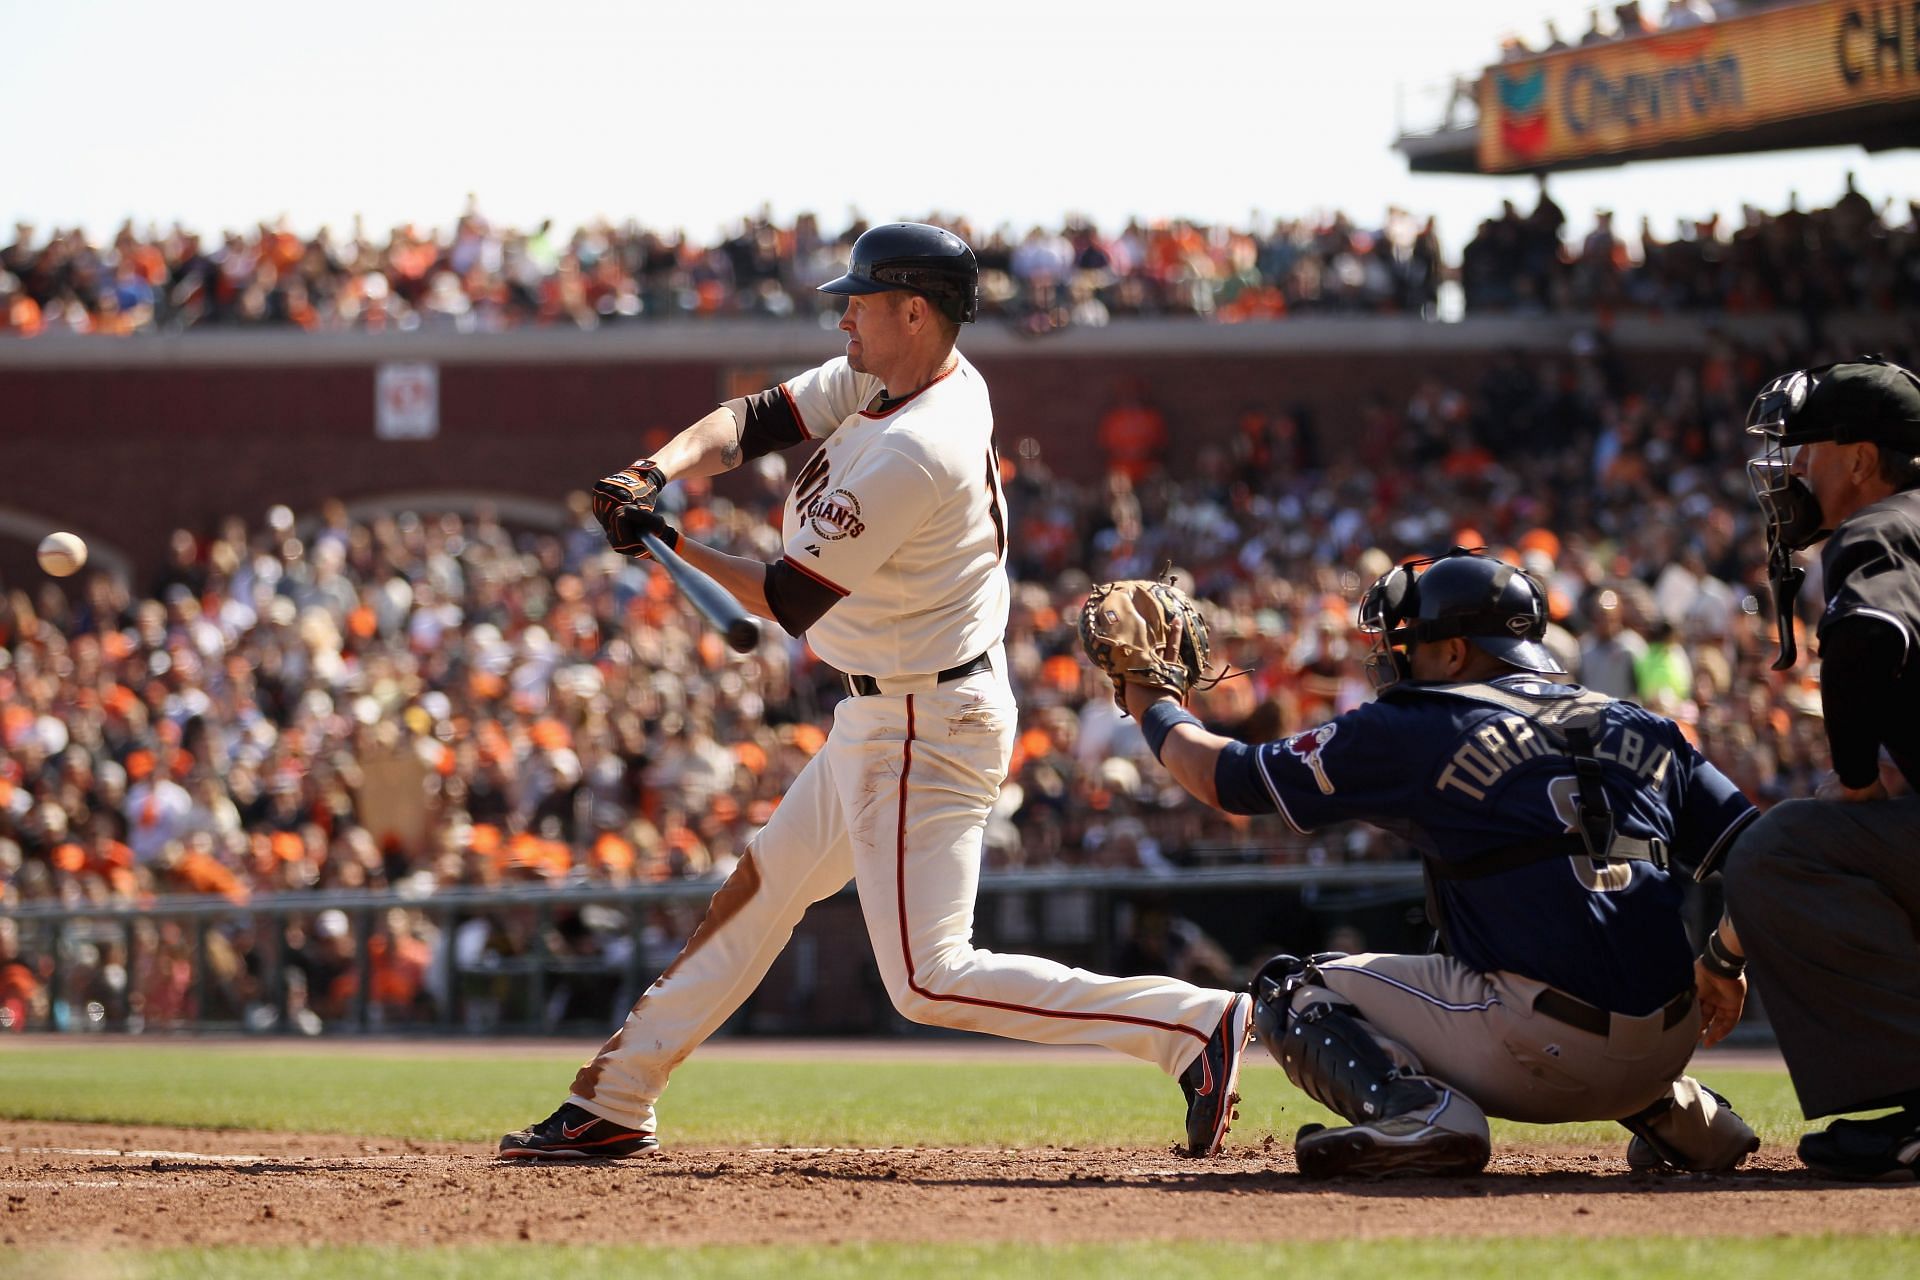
[1434,716,1674,800]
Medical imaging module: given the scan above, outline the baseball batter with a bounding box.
[1099,549,1762,1176]
[500,223,1252,1161]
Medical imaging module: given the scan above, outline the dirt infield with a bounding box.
[3,1118,1914,1249]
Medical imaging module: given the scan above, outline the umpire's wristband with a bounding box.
[1138,699,1201,764]
[1698,929,1746,980]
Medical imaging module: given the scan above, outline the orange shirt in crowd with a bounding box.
[1097,403,1167,483]
[4,294,42,336]
[367,933,431,1008]
[175,850,249,904]
[0,960,38,1004]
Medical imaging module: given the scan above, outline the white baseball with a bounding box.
[37,532,88,577]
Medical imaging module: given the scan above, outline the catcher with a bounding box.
[1079,551,1764,1177]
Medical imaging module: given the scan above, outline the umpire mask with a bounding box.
[1746,366,1833,670]
[1746,358,1920,668]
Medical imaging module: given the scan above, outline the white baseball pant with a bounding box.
[567,662,1235,1133]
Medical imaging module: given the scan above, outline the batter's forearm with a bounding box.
[646,404,749,481]
[671,538,774,620]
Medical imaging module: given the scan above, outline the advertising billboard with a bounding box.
[1478,1,1920,172]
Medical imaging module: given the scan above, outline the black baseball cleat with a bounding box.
[1293,1090,1491,1179]
[1797,1109,1920,1182]
[497,1102,659,1160]
[1180,992,1254,1157]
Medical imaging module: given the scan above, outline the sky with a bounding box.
[6,0,1917,257]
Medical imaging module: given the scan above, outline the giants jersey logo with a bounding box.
[807,488,866,540]
[1284,723,1338,795]
[792,446,833,512]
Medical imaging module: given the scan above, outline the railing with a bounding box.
[2,865,1426,1037]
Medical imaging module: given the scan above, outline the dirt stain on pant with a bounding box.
[573,851,765,1098]
[570,1028,625,1101]
[947,702,1001,737]
[851,760,900,843]
[657,849,763,987]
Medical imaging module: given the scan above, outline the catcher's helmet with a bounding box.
[818,222,978,324]
[1358,547,1563,688]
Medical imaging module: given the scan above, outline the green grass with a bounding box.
[0,1044,1806,1150]
[6,1237,1918,1280]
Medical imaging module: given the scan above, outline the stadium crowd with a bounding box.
[0,204,1442,336]
[1462,176,1920,318]
[4,318,1902,1033]
[4,181,1914,340]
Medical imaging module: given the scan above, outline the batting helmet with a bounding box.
[818,222,978,324]
[1358,547,1563,688]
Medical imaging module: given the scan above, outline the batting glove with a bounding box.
[607,505,680,559]
[592,460,666,532]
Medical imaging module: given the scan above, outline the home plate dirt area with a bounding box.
[1,1118,1912,1249]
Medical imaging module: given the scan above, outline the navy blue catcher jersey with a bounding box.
[1213,675,1756,1015]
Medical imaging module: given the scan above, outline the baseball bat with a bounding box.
[640,532,763,653]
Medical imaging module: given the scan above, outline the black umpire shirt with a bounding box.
[1816,489,1920,791]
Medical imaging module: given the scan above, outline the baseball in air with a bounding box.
[37,532,88,577]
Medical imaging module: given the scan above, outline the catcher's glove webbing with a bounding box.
[1078,579,1217,712]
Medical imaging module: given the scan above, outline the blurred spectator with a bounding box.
[1663,0,1717,28]
[1097,381,1170,483]
[0,917,47,1031]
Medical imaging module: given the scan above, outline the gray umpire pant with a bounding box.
[1723,795,1920,1119]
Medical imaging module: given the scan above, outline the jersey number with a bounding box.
[1546,776,1633,893]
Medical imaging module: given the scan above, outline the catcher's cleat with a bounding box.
[1293,1100,1492,1179]
[1624,1129,1761,1173]
[1181,992,1254,1157]
[1796,1109,1920,1182]
[1623,1082,1759,1172]
[497,1102,659,1160]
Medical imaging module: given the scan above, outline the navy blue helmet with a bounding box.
[1358,547,1563,687]
[818,222,978,324]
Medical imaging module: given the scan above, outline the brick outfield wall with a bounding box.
[0,316,1841,582]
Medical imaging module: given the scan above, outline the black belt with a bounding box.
[841,651,992,697]
[1532,986,1694,1037]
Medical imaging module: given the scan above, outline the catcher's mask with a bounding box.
[1358,547,1563,691]
[1745,356,1920,669]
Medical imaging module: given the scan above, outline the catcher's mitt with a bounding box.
[1077,579,1215,712]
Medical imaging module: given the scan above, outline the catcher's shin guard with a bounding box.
[1252,954,1435,1122]
[1252,953,1491,1177]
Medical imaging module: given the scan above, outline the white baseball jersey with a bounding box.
[776,353,1010,679]
[559,343,1236,1146]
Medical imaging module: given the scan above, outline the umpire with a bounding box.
[1723,357,1920,1181]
